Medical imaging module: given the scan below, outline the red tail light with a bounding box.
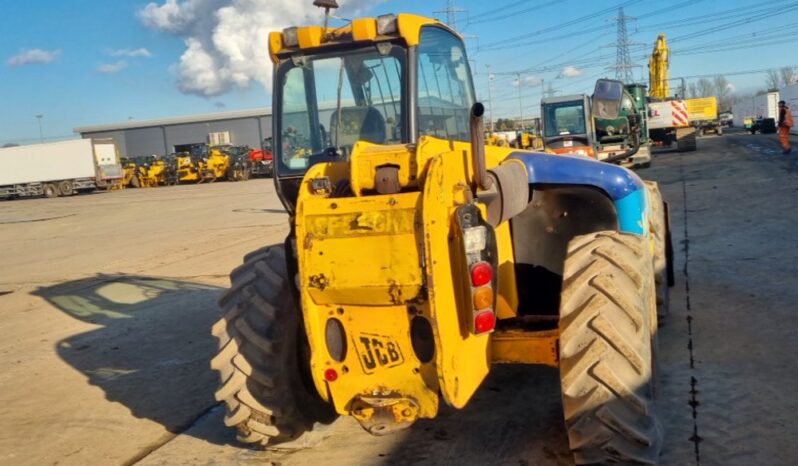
[324,368,338,382]
[470,262,493,287]
[474,310,496,334]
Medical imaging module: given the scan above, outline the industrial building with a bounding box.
[74,107,272,157]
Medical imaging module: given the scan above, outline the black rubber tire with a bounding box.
[131,176,141,189]
[43,183,58,198]
[644,181,669,320]
[57,180,73,197]
[211,245,337,447]
[676,127,697,152]
[559,231,662,465]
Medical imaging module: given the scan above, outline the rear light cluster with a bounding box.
[463,225,497,335]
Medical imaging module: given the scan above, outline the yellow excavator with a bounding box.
[647,33,700,151]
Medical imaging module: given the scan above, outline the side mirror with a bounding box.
[592,79,624,119]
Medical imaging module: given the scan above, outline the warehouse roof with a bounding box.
[74,107,272,133]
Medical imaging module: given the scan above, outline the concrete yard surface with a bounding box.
[1,130,797,465]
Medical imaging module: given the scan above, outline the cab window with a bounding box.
[417,27,474,141]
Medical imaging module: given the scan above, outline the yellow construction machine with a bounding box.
[198,146,231,182]
[120,158,139,188]
[212,4,670,464]
[176,152,201,183]
[134,156,172,187]
[120,156,171,188]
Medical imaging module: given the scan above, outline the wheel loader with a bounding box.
[212,5,671,464]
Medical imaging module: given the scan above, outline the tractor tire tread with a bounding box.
[644,181,669,319]
[211,245,336,447]
[559,231,662,465]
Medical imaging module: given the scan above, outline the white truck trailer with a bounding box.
[780,84,798,135]
[0,138,123,200]
[754,91,780,121]
[732,92,781,133]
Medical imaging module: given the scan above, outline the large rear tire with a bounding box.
[58,180,74,197]
[43,183,58,198]
[211,245,337,447]
[559,231,662,465]
[676,127,697,152]
[644,181,669,321]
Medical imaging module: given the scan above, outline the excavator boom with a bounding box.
[649,33,669,99]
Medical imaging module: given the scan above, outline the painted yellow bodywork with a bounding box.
[649,33,669,100]
[293,135,558,424]
[143,160,168,187]
[120,160,137,188]
[126,157,169,188]
[351,18,378,42]
[176,154,200,183]
[517,132,544,150]
[269,13,443,64]
[491,329,559,366]
[200,147,231,181]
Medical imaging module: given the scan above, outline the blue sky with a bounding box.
[3,0,797,145]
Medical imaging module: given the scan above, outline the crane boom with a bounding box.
[649,33,669,99]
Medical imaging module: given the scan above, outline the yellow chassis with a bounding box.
[294,137,558,431]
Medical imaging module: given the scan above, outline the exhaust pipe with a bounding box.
[470,103,493,191]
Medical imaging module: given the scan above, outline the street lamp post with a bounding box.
[35,115,44,143]
[516,72,524,132]
[486,64,494,132]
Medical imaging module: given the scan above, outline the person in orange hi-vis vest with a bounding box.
[778,100,793,154]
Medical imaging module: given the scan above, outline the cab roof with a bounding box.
[268,13,454,63]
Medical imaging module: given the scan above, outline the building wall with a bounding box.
[81,115,273,157]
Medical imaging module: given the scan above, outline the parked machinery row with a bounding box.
[119,143,275,189]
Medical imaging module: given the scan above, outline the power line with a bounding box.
[434,0,467,30]
[466,0,565,27]
[481,0,642,50]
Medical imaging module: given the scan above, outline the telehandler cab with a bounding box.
[212,4,671,464]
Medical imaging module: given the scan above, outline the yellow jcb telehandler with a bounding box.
[212,5,672,464]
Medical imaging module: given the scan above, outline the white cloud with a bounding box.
[111,48,152,57]
[7,48,60,67]
[513,75,542,87]
[138,0,383,96]
[561,65,583,78]
[726,83,736,92]
[98,60,128,74]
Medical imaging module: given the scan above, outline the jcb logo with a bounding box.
[355,334,404,374]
